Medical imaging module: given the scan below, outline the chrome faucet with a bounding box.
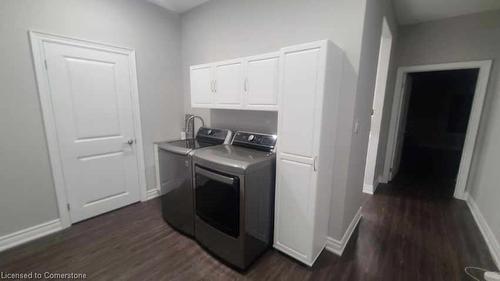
[184,114,205,140]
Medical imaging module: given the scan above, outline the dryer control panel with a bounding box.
[231,131,277,152]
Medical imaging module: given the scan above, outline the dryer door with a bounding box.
[194,165,240,238]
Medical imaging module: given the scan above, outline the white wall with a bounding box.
[181,0,398,240]
[0,0,183,236]
[383,10,500,262]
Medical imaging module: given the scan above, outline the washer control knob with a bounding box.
[247,134,255,142]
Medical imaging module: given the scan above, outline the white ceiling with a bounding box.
[147,0,500,23]
[394,0,500,25]
[147,0,210,13]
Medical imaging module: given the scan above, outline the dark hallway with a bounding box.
[395,69,479,198]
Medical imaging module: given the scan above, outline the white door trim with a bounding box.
[29,31,147,229]
[383,60,492,200]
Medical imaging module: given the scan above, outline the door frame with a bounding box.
[29,31,147,229]
[383,60,492,200]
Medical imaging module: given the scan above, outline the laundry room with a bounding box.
[1,0,500,280]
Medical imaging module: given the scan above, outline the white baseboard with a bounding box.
[454,192,467,201]
[363,178,380,195]
[326,207,362,256]
[146,188,161,200]
[466,193,500,268]
[0,219,62,252]
[363,183,375,195]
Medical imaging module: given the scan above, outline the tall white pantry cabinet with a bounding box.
[274,40,343,266]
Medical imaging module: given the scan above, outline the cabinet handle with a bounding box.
[210,81,214,92]
[313,156,318,172]
[244,78,248,92]
[214,80,217,93]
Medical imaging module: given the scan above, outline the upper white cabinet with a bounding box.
[214,59,244,107]
[244,52,279,111]
[190,53,279,111]
[190,64,213,108]
[274,40,344,266]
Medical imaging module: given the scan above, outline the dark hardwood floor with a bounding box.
[0,178,497,280]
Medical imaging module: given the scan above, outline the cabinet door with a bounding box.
[214,59,243,108]
[190,64,213,108]
[274,153,316,262]
[245,53,279,111]
[278,45,324,157]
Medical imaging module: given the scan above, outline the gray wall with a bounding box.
[181,0,367,240]
[0,0,183,236]
[384,10,500,249]
[182,0,365,239]
[181,0,367,136]
[181,0,398,239]
[210,110,278,134]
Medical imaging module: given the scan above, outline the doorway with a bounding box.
[384,61,492,199]
[30,31,147,228]
[363,17,393,194]
[398,69,478,197]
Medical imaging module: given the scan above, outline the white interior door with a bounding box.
[245,53,279,110]
[391,75,413,180]
[190,64,213,107]
[44,41,141,223]
[214,60,243,107]
[363,18,393,189]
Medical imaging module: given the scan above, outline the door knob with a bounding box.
[126,139,135,145]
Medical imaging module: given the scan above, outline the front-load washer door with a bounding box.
[194,165,240,238]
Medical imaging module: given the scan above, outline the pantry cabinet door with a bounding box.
[274,153,316,262]
[274,41,331,267]
[278,45,323,158]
